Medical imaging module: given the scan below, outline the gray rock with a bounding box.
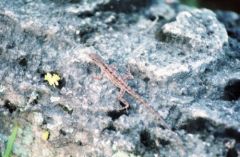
[0,0,240,157]
[161,9,228,50]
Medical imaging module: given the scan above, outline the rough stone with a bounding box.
[0,0,240,157]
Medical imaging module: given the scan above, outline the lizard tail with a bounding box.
[130,91,171,129]
[134,93,186,156]
[129,91,186,156]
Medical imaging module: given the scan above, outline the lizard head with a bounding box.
[88,53,104,65]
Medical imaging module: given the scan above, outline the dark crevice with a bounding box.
[180,117,216,135]
[102,122,116,132]
[181,117,240,146]
[217,13,240,41]
[57,103,73,115]
[6,41,15,49]
[227,147,238,157]
[143,77,150,83]
[145,13,164,22]
[77,11,95,18]
[67,0,81,3]
[215,128,240,142]
[31,99,38,106]
[106,100,130,120]
[0,47,3,56]
[57,77,66,89]
[224,128,240,142]
[229,29,240,41]
[158,138,170,146]
[18,57,28,67]
[75,24,96,43]
[42,116,53,125]
[3,100,17,113]
[227,38,240,58]
[40,71,46,79]
[26,93,39,106]
[97,0,153,13]
[59,129,67,136]
[140,129,156,149]
[76,140,83,146]
[86,67,91,75]
[48,0,81,4]
[107,109,126,121]
[226,143,240,157]
[223,79,240,101]
[181,119,240,157]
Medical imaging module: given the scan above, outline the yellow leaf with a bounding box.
[41,130,50,141]
[44,73,61,87]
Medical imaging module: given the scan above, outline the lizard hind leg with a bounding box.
[117,89,130,111]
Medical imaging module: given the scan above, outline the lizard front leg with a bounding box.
[117,89,130,111]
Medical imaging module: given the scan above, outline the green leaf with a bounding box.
[3,124,19,157]
[180,0,199,7]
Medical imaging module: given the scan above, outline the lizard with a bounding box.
[88,53,170,129]
[88,53,186,156]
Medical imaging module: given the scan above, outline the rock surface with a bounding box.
[0,0,240,157]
